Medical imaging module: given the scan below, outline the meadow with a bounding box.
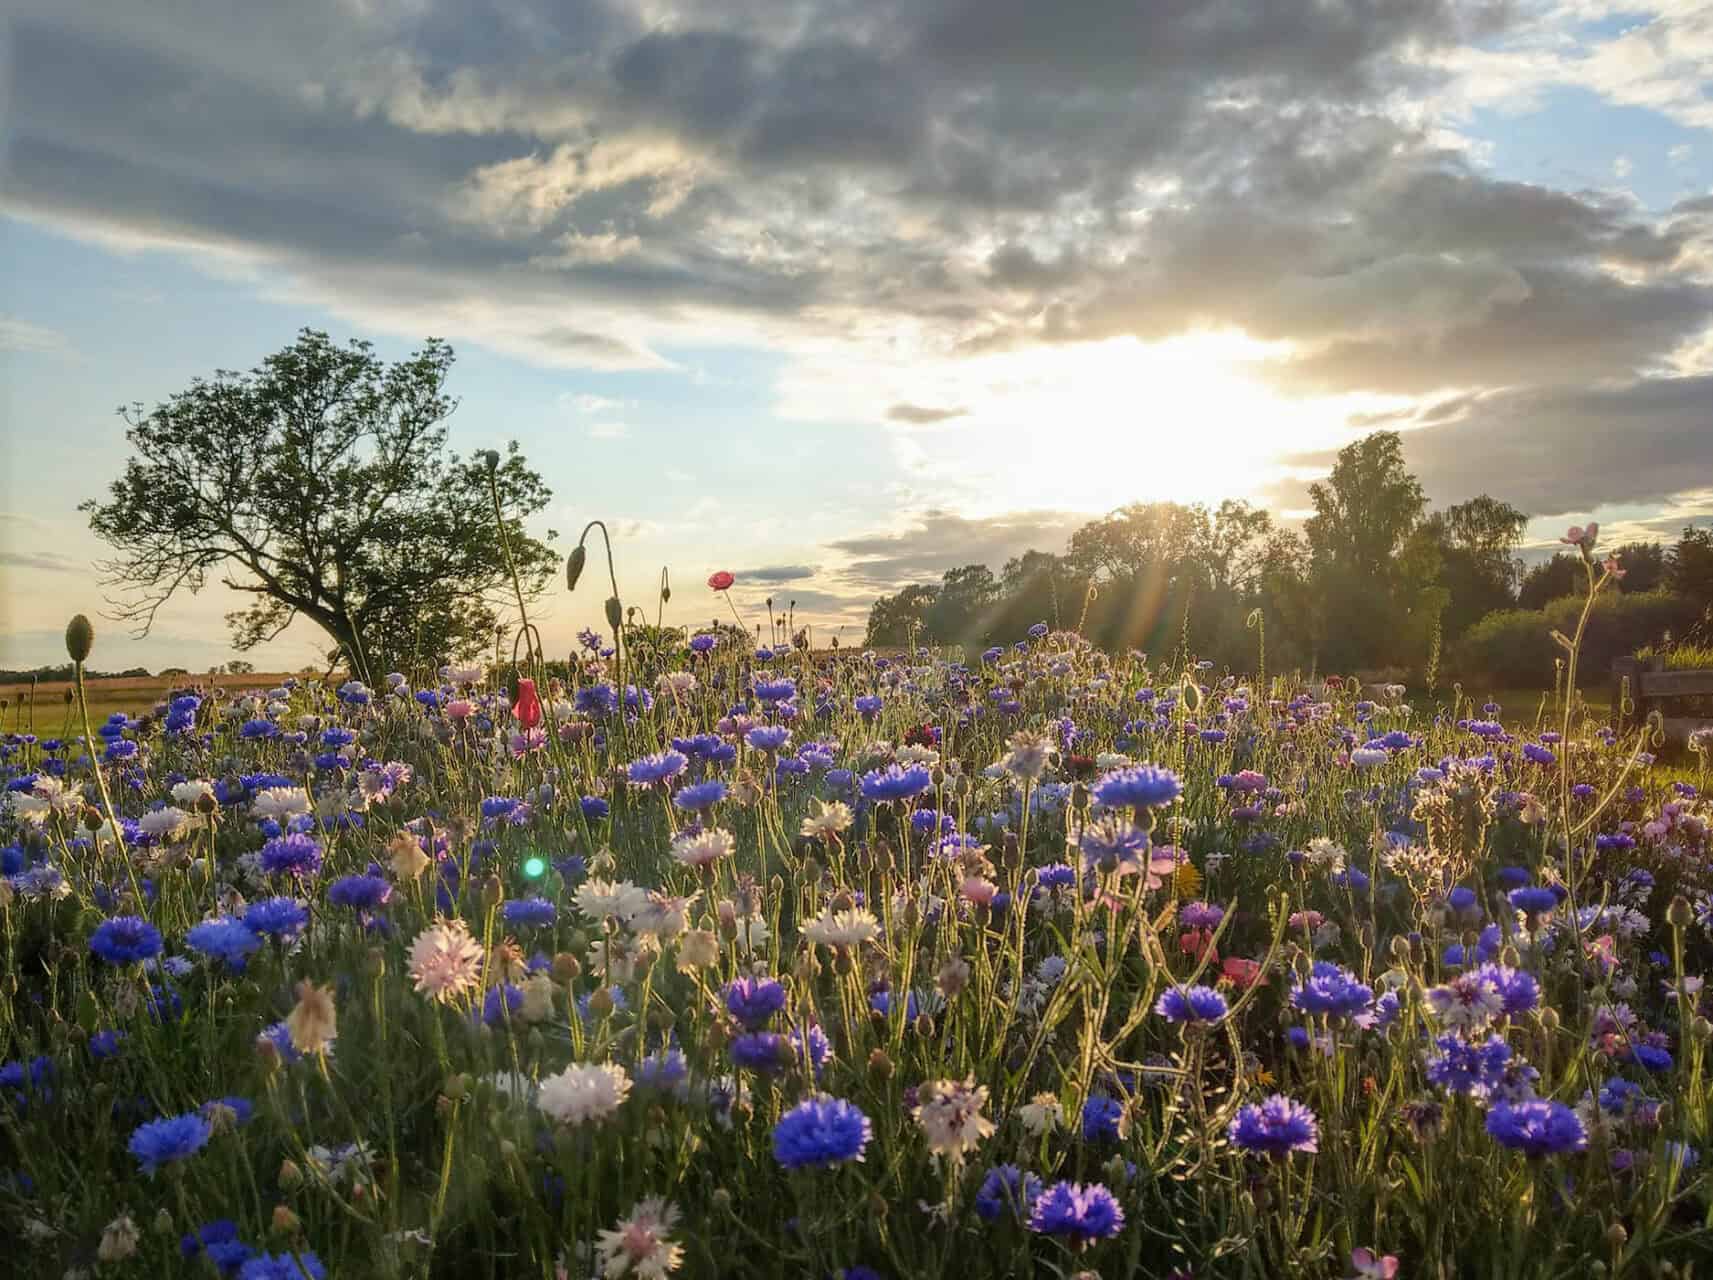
[4,549,1713,1279]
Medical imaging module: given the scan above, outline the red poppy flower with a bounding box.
[707,570,735,592]
[512,677,543,731]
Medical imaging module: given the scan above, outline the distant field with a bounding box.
[0,671,306,729]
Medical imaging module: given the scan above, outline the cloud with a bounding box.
[730,564,817,584]
[0,316,70,354]
[0,550,81,572]
[886,403,969,424]
[828,508,1087,589]
[1277,375,1713,519]
[3,0,1710,483]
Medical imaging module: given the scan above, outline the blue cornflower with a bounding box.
[327,875,392,913]
[790,1023,833,1080]
[182,1220,253,1275]
[1522,743,1556,765]
[90,915,163,966]
[186,918,263,971]
[854,695,883,719]
[754,677,797,703]
[672,780,727,813]
[239,1252,327,1280]
[502,897,557,928]
[1633,1043,1673,1072]
[1229,1096,1319,1158]
[259,833,323,879]
[581,796,611,821]
[1036,863,1078,891]
[1424,1034,1513,1097]
[859,763,932,803]
[731,1032,791,1075]
[1485,1100,1587,1156]
[628,750,689,786]
[1074,817,1150,873]
[725,977,788,1030]
[129,1112,212,1174]
[636,1048,690,1094]
[1598,1077,1645,1114]
[1290,963,1373,1020]
[89,1030,126,1060]
[773,1096,873,1169]
[1155,985,1229,1024]
[243,897,309,942]
[482,983,524,1027]
[1028,1181,1125,1246]
[975,1164,1042,1222]
[1081,1096,1125,1142]
[746,725,793,753]
[1507,887,1560,916]
[1092,764,1182,811]
[1471,963,1540,1016]
[480,795,521,821]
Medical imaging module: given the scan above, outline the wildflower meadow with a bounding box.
[5,527,1713,1280]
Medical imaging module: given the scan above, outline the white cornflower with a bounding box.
[9,792,52,826]
[896,743,940,767]
[171,779,216,809]
[804,907,882,949]
[799,801,854,842]
[1424,971,1504,1029]
[537,1062,632,1127]
[96,1215,139,1263]
[657,671,697,697]
[913,1076,995,1163]
[251,786,311,823]
[1302,837,1345,875]
[596,1197,684,1279]
[407,919,484,1003]
[670,828,735,870]
[137,807,192,842]
[575,878,650,923]
[632,891,700,942]
[35,776,85,815]
[445,664,486,686]
[1018,1092,1065,1136]
[1001,730,1056,782]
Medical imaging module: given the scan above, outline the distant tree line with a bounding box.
[862,431,1713,686]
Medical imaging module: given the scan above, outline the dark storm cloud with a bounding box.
[1398,376,1713,517]
[2,0,1709,498]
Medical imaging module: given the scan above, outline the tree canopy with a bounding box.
[83,329,558,682]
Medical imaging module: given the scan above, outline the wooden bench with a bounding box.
[1611,657,1713,744]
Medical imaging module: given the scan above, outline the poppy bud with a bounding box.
[481,449,500,473]
[566,544,588,591]
[65,614,94,664]
[605,596,623,630]
[1668,895,1694,929]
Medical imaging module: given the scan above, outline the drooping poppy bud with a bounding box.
[512,677,543,731]
[566,544,588,591]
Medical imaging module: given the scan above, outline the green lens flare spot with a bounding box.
[523,857,546,879]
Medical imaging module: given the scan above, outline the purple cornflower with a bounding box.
[1229,1095,1319,1158]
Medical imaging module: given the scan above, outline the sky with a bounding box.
[2,0,1712,672]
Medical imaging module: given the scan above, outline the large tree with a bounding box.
[84,329,558,682]
[1304,432,1436,669]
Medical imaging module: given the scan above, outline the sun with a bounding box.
[894,331,1359,517]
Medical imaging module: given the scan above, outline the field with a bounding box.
[4,607,1713,1279]
[1,672,322,729]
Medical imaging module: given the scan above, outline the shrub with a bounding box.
[1456,590,1701,687]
